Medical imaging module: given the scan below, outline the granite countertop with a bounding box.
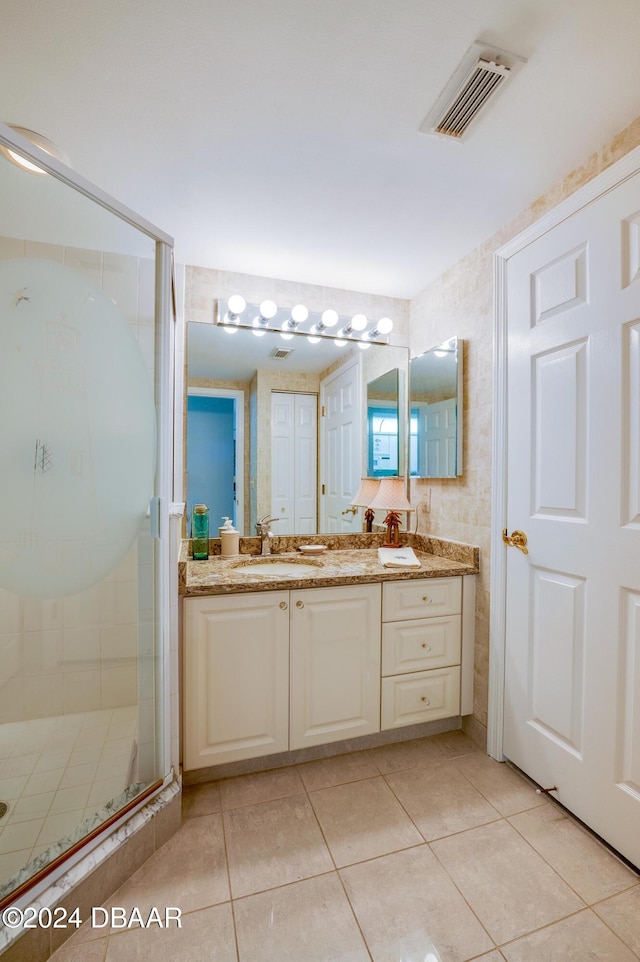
[179,533,479,597]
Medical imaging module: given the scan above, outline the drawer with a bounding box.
[382,577,461,622]
[381,615,461,676]
[381,666,461,730]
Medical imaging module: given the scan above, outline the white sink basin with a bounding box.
[232,559,321,576]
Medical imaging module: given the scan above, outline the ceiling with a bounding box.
[3,0,640,298]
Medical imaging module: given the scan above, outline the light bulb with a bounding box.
[321,309,339,328]
[351,313,367,331]
[259,299,277,320]
[280,324,294,340]
[223,323,238,334]
[227,295,246,316]
[334,338,347,347]
[252,318,267,337]
[365,316,394,341]
[357,340,371,350]
[291,304,308,324]
[307,335,321,344]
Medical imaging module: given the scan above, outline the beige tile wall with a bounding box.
[409,114,640,732]
[0,240,156,723]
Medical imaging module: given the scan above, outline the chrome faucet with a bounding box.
[256,515,278,555]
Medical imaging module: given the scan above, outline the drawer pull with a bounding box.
[420,696,431,705]
[279,601,288,610]
[422,596,431,603]
[296,600,304,609]
[421,643,431,651]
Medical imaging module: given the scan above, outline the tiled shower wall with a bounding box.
[0,238,156,725]
[409,114,640,733]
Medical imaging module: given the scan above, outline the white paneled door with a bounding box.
[501,167,640,866]
[271,392,317,535]
[320,358,361,531]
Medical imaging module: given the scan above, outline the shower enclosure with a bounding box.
[0,124,172,907]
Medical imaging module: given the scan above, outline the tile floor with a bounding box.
[0,707,138,887]
[49,731,640,961]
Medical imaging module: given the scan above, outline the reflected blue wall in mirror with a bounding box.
[187,394,237,532]
[409,337,463,479]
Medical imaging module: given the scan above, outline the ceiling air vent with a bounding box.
[420,41,526,141]
[269,347,294,360]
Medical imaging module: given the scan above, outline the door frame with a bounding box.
[187,386,245,533]
[488,143,640,760]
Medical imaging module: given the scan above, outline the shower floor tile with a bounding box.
[0,706,138,894]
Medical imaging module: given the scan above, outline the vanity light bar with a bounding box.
[214,299,393,346]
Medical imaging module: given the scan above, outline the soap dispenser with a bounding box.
[220,517,240,558]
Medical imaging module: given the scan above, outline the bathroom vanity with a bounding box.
[179,536,478,773]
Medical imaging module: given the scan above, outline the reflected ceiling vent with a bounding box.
[269,347,294,360]
[419,41,526,140]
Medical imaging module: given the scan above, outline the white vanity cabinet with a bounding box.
[289,584,381,750]
[183,583,381,769]
[380,576,474,730]
[183,591,290,770]
[183,574,475,771]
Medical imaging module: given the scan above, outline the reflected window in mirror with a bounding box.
[409,337,463,479]
[366,368,399,478]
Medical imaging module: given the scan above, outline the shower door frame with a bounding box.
[0,121,175,908]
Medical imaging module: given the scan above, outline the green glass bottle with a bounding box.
[192,504,209,560]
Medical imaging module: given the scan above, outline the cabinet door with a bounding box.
[183,592,289,770]
[290,584,381,750]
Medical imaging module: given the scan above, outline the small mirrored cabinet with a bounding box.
[409,336,463,478]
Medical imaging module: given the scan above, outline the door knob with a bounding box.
[502,529,528,554]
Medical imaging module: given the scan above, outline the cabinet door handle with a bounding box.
[279,601,288,610]
[421,643,431,651]
[296,600,304,609]
[422,596,431,603]
[420,696,431,705]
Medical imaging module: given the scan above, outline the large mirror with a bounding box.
[409,336,463,478]
[186,319,409,536]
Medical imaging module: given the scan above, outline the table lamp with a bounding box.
[368,477,412,546]
[351,477,381,532]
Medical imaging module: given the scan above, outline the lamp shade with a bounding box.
[368,477,412,512]
[351,477,380,506]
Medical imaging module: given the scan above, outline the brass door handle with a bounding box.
[341,505,357,515]
[502,529,528,554]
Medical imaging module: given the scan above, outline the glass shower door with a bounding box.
[0,126,171,904]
